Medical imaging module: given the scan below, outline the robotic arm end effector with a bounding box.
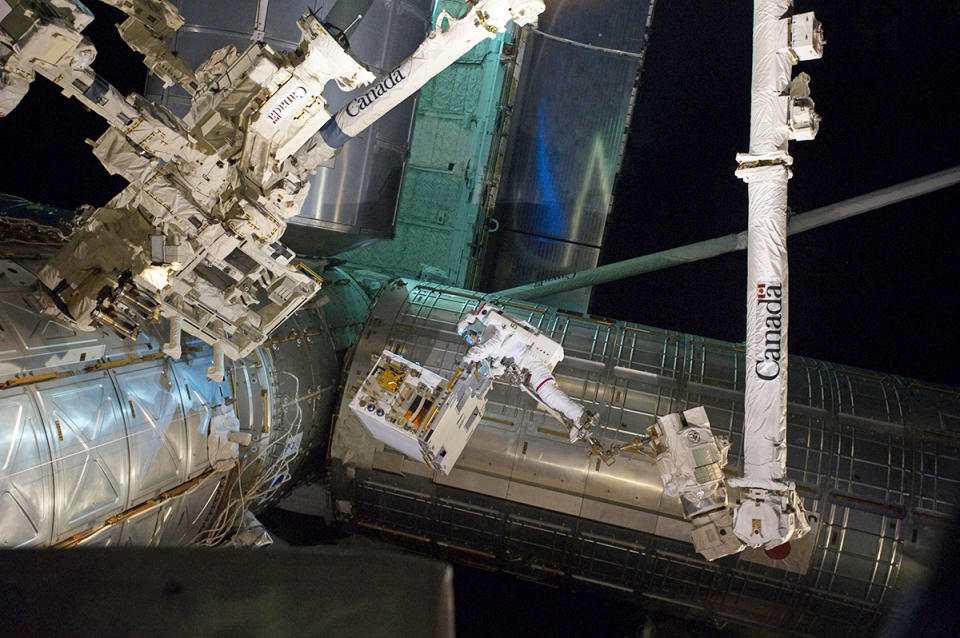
[731,483,810,549]
[648,406,810,560]
[560,409,617,466]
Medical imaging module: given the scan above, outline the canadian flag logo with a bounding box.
[753,281,783,381]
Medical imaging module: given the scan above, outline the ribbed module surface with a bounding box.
[328,280,959,637]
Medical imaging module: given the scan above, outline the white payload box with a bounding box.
[349,351,492,474]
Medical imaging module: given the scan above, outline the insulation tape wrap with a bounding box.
[749,0,794,155]
[741,0,794,486]
[743,153,790,481]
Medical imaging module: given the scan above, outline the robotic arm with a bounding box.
[458,306,807,558]
[0,0,547,380]
[640,406,809,560]
[0,0,195,119]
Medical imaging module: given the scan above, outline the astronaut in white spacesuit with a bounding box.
[457,303,597,443]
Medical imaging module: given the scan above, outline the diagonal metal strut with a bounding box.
[491,166,960,301]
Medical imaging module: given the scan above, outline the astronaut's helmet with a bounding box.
[464,330,480,346]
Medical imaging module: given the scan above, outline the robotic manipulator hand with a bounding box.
[647,406,810,560]
[456,303,615,464]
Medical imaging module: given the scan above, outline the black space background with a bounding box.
[593,1,960,386]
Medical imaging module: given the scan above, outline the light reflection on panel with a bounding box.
[115,363,188,504]
[36,375,130,540]
[493,35,638,245]
[538,0,651,53]
[75,521,124,547]
[481,230,598,311]
[0,392,53,548]
[157,473,225,545]
[118,505,166,546]
[176,0,258,36]
[480,1,652,307]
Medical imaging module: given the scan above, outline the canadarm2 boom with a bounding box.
[285,0,546,183]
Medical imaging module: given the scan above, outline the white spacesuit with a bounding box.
[457,304,596,443]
